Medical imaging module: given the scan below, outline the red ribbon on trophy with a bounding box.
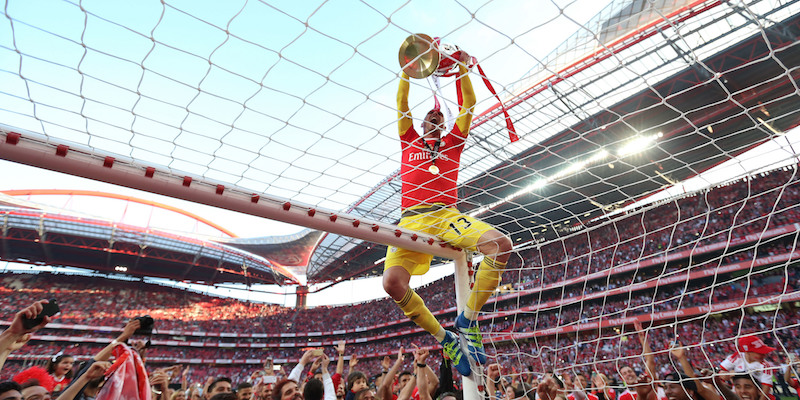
[398,33,518,143]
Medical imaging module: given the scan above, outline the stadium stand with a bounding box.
[1,166,798,399]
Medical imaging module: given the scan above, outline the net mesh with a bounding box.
[2,0,800,394]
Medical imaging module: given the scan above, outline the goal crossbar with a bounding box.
[0,126,464,261]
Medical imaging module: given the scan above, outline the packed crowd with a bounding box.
[1,228,795,350]
[1,299,798,400]
[2,169,796,337]
[510,169,800,291]
[3,260,794,370]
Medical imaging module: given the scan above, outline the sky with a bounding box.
[0,0,615,209]
[5,0,798,307]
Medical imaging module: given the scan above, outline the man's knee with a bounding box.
[382,267,410,300]
[478,230,513,260]
[495,233,513,254]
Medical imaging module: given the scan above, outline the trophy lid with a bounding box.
[398,33,439,79]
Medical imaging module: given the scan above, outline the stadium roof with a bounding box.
[0,205,297,284]
[307,0,800,282]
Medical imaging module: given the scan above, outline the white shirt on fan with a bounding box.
[720,353,774,386]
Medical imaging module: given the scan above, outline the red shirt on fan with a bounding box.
[619,388,637,400]
[399,124,467,209]
[568,392,600,400]
[618,386,668,400]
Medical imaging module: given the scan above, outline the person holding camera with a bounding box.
[0,300,54,373]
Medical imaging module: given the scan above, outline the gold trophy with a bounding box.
[398,33,463,79]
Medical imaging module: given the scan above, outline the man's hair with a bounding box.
[272,378,297,400]
[19,379,41,390]
[209,394,238,400]
[346,371,367,392]
[237,382,253,391]
[85,376,104,391]
[0,381,22,394]
[516,382,535,400]
[354,389,374,400]
[303,378,324,400]
[732,374,760,386]
[437,392,459,400]
[665,372,698,395]
[551,373,565,389]
[208,377,232,393]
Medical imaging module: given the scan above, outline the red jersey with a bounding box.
[619,389,637,400]
[569,392,600,400]
[619,387,667,400]
[400,126,466,209]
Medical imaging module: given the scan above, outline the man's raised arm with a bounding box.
[454,52,476,137]
[398,72,413,136]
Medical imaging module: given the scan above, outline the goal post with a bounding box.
[454,251,484,400]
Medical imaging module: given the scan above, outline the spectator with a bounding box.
[719,336,775,400]
[731,374,765,400]
[344,372,367,400]
[352,389,374,400]
[303,379,323,400]
[662,373,699,400]
[206,378,233,400]
[60,319,142,400]
[0,381,23,400]
[302,355,333,400]
[20,379,51,400]
[783,353,800,400]
[46,355,75,393]
[210,394,238,400]
[377,347,405,400]
[485,364,506,400]
[56,361,110,400]
[590,374,615,400]
[668,344,720,400]
[272,378,302,400]
[537,374,564,400]
[0,300,53,372]
[237,382,254,400]
[172,390,187,400]
[12,368,54,395]
[412,345,438,400]
[567,373,597,400]
[151,369,172,400]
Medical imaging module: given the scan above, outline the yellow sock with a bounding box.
[396,288,443,336]
[465,257,506,319]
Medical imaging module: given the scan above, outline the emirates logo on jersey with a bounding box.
[407,151,451,163]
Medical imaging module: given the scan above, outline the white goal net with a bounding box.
[2,0,800,396]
